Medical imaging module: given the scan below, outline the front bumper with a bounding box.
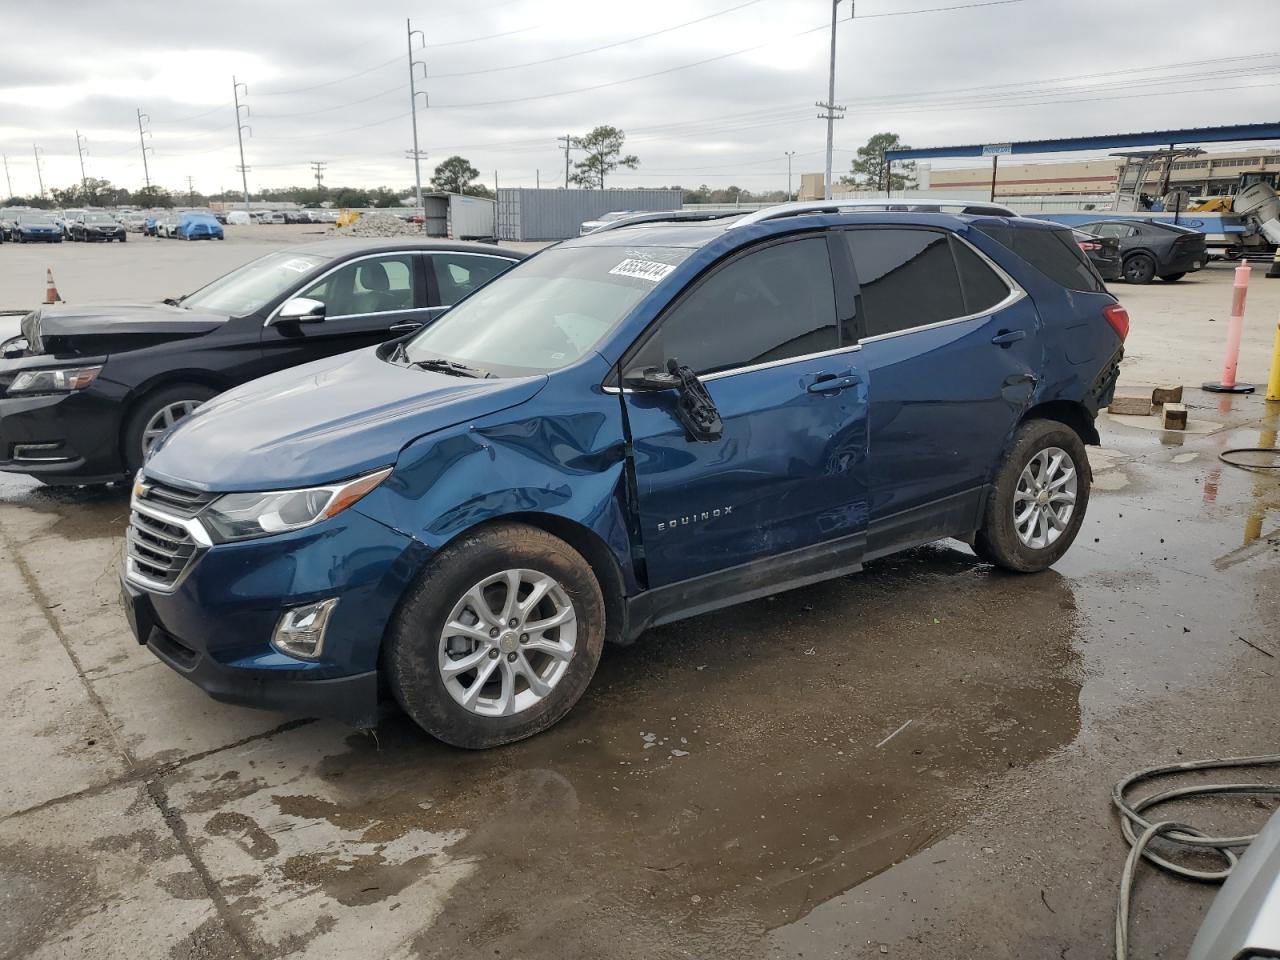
[0,381,129,481]
[120,503,428,726]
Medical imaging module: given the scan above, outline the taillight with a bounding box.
[1077,240,1101,252]
[1103,303,1129,341]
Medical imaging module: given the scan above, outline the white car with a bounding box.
[225,210,253,225]
[579,210,641,236]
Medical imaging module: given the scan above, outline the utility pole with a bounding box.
[310,160,326,190]
[32,144,45,198]
[557,135,575,188]
[186,176,197,205]
[405,19,428,230]
[232,76,251,212]
[136,109,153,189]
[75,130,89,196]
[817,0,847,200]
[536,169,540,189]
[2,154,12,200]
[784,151,796,201]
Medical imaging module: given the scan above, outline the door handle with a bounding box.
[991,329,1026,347]
[389,321,424,333]
[807,374,861,394]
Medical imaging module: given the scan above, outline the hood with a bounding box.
[143,347,548,492]
[22,303,227,357]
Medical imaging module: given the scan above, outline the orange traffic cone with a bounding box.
[44,267,62,304]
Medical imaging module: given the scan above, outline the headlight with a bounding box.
[200,467,392,542]
[9,365,103,393]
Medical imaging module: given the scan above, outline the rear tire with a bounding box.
[1123,253,1156,284]
[122,383,217,474]
[385,523,605,749]
[1158,271,1185,282]
[972,419,1091,573]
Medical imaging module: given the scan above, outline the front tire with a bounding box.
[122,383,217,474]
[385,523,605,749]
[972,419,1091,573]
[1159,271,1184,282]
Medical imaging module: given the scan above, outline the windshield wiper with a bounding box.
[409,357,494,379]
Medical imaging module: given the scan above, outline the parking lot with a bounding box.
[2,237,1280,959]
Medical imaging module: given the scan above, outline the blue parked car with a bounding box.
[174,212,224,241]
[120,203,1127,747]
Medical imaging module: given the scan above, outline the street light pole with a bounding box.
[784,151,796,201]
[406,19,428,231]
[232,76,251,212]
[1,154,12,199]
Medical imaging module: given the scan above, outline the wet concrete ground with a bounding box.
[0,389,1277,959]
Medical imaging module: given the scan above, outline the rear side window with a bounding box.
[975,224,1104,292]
[841,228,966,338]
[630,236,838,376]
[950,236,1009,314]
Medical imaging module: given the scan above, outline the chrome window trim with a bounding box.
[848,228,1026,345]
[263,249,512,327]
[603,343,863,394]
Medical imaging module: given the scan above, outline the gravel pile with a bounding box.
[329,212,422,238]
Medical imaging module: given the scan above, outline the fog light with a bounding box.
[272,598,338,659]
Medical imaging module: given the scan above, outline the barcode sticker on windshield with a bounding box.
[609,259,676,282]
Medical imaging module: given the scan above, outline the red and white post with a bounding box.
[1203,260,1256,394]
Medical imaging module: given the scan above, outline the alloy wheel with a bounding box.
[1012,446,1077,550]
[140,400,203,456]
[438,568,577,718]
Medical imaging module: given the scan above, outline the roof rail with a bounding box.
[729,198,1018,228]
[587,209,745,234]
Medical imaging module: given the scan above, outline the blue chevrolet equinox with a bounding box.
[120,204,1127,748]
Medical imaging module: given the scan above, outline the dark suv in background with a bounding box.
[0,239,522,483]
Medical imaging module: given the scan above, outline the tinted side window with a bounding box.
[630,236,838,376]
[951,236,1009,314]
[974,224,1104,293]
[842,228,965,338]
[301,254,419,317]
[430,253,512,306]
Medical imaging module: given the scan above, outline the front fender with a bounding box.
[354,358,641,594]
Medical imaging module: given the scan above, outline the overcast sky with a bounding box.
[1,0,1276,198]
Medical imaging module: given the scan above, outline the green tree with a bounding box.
[131,185,174,208]
[430,155,481,194]
[570,125,639,189]
[841,132,917,191]
[330,186,372,208]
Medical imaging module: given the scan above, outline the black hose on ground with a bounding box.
[1219,448,1280,470]
[1112,755,1280,960]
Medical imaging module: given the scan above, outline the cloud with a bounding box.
[0,0,1273,196]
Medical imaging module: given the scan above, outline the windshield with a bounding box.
[400,244,693,377]
[180,250,331,315]
[18,215,53,225]
[83,213,114,223]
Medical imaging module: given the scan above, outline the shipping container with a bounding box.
[495,188,682,241]
[421,193,495,240]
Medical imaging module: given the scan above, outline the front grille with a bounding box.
[137,479,215,518]
[126,509,198,589]
[127,480,214,590]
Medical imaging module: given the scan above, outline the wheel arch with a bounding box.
[428,512,631,647]
[119,372,228,465]
[1020,399,1099,446]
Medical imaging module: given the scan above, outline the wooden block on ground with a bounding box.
[1152,384,1184,404]
[1109,395,1153,416]
[1163,402,1188,430]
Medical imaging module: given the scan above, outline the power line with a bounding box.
[854,0,1025,17]
[426,24,538,48]
[429,0,770,78]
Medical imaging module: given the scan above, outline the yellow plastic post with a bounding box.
[1268,311,1280,401]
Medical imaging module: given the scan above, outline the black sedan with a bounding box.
[10,213,63,243]
[1072,229,1121,282]
[0,239,523,483]
[1076,219,1207,284]
[70,212,127,242]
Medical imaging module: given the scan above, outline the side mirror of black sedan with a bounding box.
[276,297,327,325]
